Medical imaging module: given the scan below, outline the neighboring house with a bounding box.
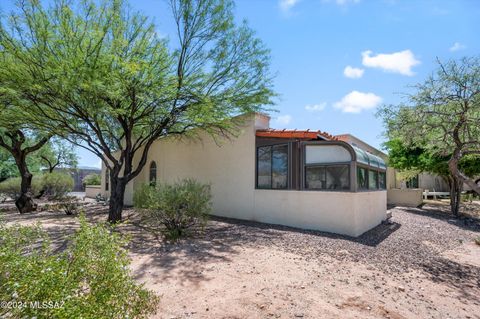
[100,113,388,237]
[54,166,101,191]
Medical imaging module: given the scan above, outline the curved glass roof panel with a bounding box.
[377,155,387,169]
[367,153,380,168]
[352,146,369,165]
[352,145,387,169]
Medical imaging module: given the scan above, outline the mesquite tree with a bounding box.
[0,0,275,222]
[0,60,50,212]
[384,139,480,215]
[379,57,480,215]
[37,139,78,173]
[0,105,49,212]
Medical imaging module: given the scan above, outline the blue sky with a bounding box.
[2,0,479,168]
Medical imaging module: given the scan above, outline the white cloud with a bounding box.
[335,0,360,5]
[279,0,300,12]
[275,114,292,125]
[305,103,327,112]
[334,91,382,113]
[449,42,466,52]
[361,50,420,76]
[343,66,364,79]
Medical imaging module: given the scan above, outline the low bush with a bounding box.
[0,216,159,319]
[42,172,74,199]
[82,173,101,186]
[59,196,83,215]
[0,176,43,200]
[134,179,212,240]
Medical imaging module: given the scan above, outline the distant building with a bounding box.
[54,166,101,191]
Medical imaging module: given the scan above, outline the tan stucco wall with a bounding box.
[387,189,423,207]
[254,190,386,237]
[85,185,101,198]
[100,114,387,237]
[418,173,449,192]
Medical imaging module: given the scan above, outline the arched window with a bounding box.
[105,169,109,191]
[149,161,157,186]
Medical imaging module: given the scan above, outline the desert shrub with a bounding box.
[0,176,43,200]
[134,179,212,240]
[82,173,101,186]
[42,172,74,199]
[0,216,159,319]
[59,196,83,215]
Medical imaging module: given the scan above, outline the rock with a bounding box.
[398,286,405,292]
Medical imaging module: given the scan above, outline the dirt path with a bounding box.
[1,203,480,318]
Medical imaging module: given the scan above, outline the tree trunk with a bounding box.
[108,176,127,223]
[449,176,462,216]
[15,165,37,214]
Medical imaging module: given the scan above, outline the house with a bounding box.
[335,133,463,206]
[100,113,388,237]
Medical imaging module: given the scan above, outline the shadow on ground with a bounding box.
[1,202,479,298]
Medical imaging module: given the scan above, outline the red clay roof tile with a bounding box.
[256,129,337,140]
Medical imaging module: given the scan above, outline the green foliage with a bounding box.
[0,173,73,200]
[0,216,159,319]
[41,172,74,199]
[384,139,450,177]
[82,173,101,186]
[134,179,212,240]
[0,136,46,181]
[0,148,18,181]
[0,176,43,200]
[36,139,78,172]
[385,138,480,180]
[58,196,83,215]
[378,57,480,196]
[0,0,275,221]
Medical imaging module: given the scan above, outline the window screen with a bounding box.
[149,161,157,186]
[272,144,288,189]
[257,146,272,188]
[257,144,288,189]
[326,165,350,190]
[369,170,378,190]
[305,166,326,189]
[306,165,349,190]
[379,172,386,189]
[357,167,368,190]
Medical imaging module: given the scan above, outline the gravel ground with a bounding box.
[123,204,480,318]
[158,204,480,276]
[1,202,480,318]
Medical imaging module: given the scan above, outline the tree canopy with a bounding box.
[379,56,480,194]
[0,0,276,221]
